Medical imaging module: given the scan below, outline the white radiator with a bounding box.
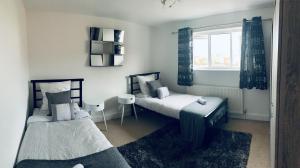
[187,85,244,115]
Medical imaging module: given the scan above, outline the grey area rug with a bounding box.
[118,121,252,168]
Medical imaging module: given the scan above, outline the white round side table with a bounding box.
[84,100,107,131]
[118,94,137,125]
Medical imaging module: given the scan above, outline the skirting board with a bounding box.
[92,108,131,123]
[229,112,270,121]
[92,109,270,123]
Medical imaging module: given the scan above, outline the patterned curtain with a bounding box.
[178,27,193,86]
[240,17,268,90]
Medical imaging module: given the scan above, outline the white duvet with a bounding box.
[17,118,112,163]
[135,92,203,119]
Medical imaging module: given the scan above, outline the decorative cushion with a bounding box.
[51,102,88,121]
[137,75,156,96]
[46,90,71,116]
[40,81,71,111]
[51,103,72,121]
[70,102,81,119]
[157,87,170,99]
[146,80,163,97]
[73,110,91,120]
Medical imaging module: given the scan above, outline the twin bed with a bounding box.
[130,72,228,146]
[16,73,228,167]
[16,79,130,168]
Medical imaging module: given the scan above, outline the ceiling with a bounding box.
[24,0,274,26]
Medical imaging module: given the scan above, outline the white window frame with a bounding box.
[193,27,242,71]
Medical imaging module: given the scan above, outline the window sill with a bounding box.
[193,68,240,72]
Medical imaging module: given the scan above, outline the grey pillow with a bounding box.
[46,90,71,116]
[146,80,163,97]
[157,87,170,99]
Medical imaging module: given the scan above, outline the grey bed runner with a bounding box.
[180,97,225,147]
[15,147,131,168]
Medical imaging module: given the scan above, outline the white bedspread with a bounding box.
[135,92,203,119]
[17,118,112,163]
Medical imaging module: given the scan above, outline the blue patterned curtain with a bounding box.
[240,17,268,90]
[178,27,193,86]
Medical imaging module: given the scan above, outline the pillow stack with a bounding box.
[46,91,71,116]
[40,81,71,112]
[136,75,156,96]
[137,75,170,99]
[147,80,163,97]
[39,81,82,121]
[46,91,73,121]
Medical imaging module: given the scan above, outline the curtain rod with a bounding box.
[171,18,273,34]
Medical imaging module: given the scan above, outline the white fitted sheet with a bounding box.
[135,92,203,119]
[17,118,112,163]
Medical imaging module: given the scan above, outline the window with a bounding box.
[193,27,242,70]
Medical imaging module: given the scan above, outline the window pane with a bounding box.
[211,33,231,67]
[193,35,208,67]
[232,31,242,67]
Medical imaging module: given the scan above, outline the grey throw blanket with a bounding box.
[15,147,131,168]
[180,97,224,147]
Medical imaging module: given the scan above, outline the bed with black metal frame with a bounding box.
[129,72,229,146]
[31,78,84,114]
[16,78,130,168]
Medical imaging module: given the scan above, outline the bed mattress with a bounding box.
[135,92,201,119]
[17,108,131,168]
[17,118,113,163]
[135,92,227,127]
[136,92,227,146]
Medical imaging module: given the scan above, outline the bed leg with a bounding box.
[225,110,229,123]
[131,104,134,116]
[225,100,229,123]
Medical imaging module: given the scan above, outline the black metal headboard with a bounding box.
[31,78,84,110]
[129,72,160,94]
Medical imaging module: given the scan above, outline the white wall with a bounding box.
[27,11,153,121]
[151,7,274,121]
[0,0,29,167]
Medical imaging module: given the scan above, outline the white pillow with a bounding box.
[40,81,71,110]
[157,87,170,99]
[73,110,91,120]
[51,103,72,121]
[70,102,81,119]
[137,75,156,96]
[71,102,81,112]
